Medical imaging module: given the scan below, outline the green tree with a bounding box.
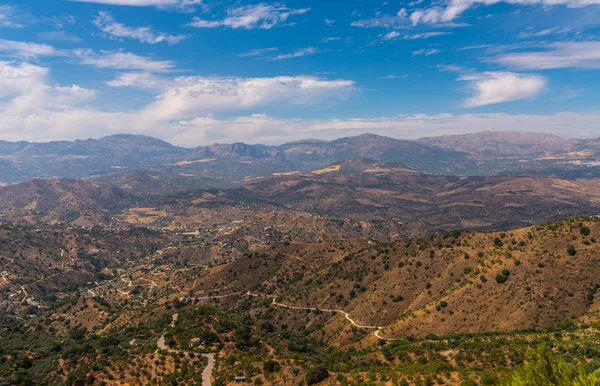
[306,367,329,385]
[505,344,597,386]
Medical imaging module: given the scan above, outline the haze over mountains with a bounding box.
[0,131,598,184]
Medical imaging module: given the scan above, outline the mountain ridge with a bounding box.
[0,131,597,184]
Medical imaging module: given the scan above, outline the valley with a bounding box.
[1,131,600,386]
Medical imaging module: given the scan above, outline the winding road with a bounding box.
[246,292,394,339]
[157,313,216,386]
[152,290,397,385]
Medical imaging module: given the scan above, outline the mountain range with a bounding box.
[0,131,598,184]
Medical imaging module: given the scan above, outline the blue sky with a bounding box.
[0,0,599,145]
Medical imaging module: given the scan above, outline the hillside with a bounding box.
[93,169,232,196]
[3,218,600,385]
[0,179,134,225]
[192,217,600,340]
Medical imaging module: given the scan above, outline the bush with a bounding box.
[568,245,577,256]
[581,226,591,236]
[306,367,329,385]
[496,270,511,284]
[263,360,281,373]
[505,344,597,386]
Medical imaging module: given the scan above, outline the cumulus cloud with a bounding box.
[409,0,600,26]
[139,75,355,122]
[0,63,597,144]
[0,39,56,59]
[0,62,48,99]
[0,61,356,143]
[188,3,310,30]
[70,0,201,10]
[458,71,547,107]
[93,11,188,44]
[52,85,97,106]
[491,41,600,70]
[106,72,173,89]
[0,61,97,127]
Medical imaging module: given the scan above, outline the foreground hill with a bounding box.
[0,131,598,184]
[194,217,600,340]
[2,218,600,385]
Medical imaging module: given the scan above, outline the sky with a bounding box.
[0,0,599,146]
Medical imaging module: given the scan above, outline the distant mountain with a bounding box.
[279,133,472,174]
[417,131,578,157]
[0,131,598,184]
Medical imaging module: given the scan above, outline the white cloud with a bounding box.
[0,62,48,99]
[269,47,321,61]
[93,11,188,44]
[70,0,201,10]
[0,61,97,128]
[0,39,56,59]
[38,31,83,43]
[325,19,335,26]
[412,48,440,56]
[458,71,547,107]
[106,72,173,89]
[0,5,25,28]
[351,8,408,28]
[379,75,408,79]
[0,66,357,143]
[52,85,97,106]
[491,41,600,70]
[321,37,342,43]
[238,47,279,58]
[403,31,451,39]
[0,65,595,144]
[383,31,400,40]
[140,75,355,121]
[188,3,310,30]
[71,49,176,72]
[517,27,572,38]
[409,0,600,26]
[151,112,600,145]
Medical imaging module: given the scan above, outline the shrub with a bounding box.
[263,360,281,373]
[496,270,511,284]
[581,226,591,236]
[505,344,597,386]
[567,245,577,256]
[306,367,329,385]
